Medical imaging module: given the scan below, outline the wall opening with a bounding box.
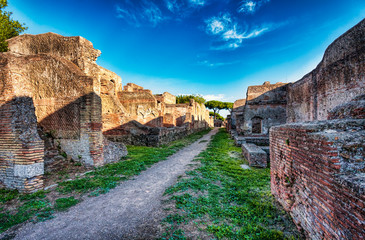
[252,116,262,134]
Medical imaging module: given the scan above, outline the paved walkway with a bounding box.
[8,128,218,240]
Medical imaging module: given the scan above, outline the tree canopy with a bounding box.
[205,100,226,120]
[223,102,233,113]
[0,0,27,52]
[176,94,206,104]
[209,111,224,121]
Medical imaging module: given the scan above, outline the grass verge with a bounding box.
[159,129,304,240]
[0,128,211,234]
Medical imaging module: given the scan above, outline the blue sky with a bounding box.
[7,0,365,116]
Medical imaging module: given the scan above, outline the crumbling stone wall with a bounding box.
[155,92,176,105]
[230,99,245,131]
[241,82,287,136]
[270,18,365,239]
[118,83,162,127]
[0,96,44,193]
[286,19,365,122]
[270,119,365,239]
[0,33,128,192]
[104,96,213,146]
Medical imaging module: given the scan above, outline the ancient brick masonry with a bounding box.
[105,85,214,146]
[270,119,365,239]
[0,33,128,192]
[0,32,213,192]
[228,82,287,167]
[270,18,365,239]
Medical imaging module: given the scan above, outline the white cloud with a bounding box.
[240,1,256,13]
[189,0,205,6]
[203,94,226,101]
[116,1,165,27]
[197,59,241,68]
[238,0,269,14]
[205,13,269,50]
[164,0,206,15]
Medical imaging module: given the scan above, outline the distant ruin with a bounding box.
[229,19,365,239]
[0,33,213,193]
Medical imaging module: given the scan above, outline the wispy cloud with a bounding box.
[116,0,208,26]
[197,59,241,68]
[238,0,270,14]
[116,1,165,27]
[164,0,206,17]
[189,0,206,6]
[205,13,269,50]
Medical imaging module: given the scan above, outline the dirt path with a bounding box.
[9,128,219,240]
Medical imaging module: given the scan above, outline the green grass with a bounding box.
[54,197,79,211]
[160,129,303,240]
[0,200,52,232]
[0,128,211,233]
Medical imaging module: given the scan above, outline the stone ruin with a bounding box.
[104,83,213,146]
[228,18,365,238]
[0,33,213,193]
[228,81,287,167]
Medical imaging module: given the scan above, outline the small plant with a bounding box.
[286,138,290,146]
[19,190,48,201]
[0,189,19,203]
[60,151,67,159]
[45,130,57,139]
[54,197,79,211]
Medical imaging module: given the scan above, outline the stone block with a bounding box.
[241,143,267,168]
[14,163,44,178]
[234,136,245,146]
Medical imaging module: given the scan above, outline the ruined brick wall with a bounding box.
[241,82,287,136]
[155,92,176,105]
[270,19,365,239]
[0,33,128,193]
[104,98,212,146]
[7,32,127,135]
[164,104,189,127]
[7,32,101,75]
[270,120,365,239]
[118,83,162,127]
[0,51,106,166]
[0,97,44,193]
[287,19,365,122]
[231,99,246,131]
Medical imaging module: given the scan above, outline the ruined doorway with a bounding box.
[251,116,262,134]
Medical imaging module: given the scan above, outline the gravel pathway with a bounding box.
[8,128,218,240]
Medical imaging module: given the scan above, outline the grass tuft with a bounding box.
[54,197,79,211]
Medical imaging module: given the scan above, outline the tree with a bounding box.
[223,102,233,114]
[0,0,27,52]
[205,100,225,120]
[176,94,206,104]
[209,111,224,121]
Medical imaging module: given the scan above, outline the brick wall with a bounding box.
[270,120,365,239]
[0,97,44,193]
[287,19,365,122]
[241,82,287,136]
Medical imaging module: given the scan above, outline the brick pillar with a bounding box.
[0,97,44,193]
